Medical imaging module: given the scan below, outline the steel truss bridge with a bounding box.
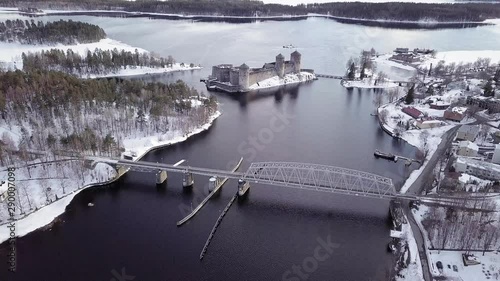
[90,157,497,203]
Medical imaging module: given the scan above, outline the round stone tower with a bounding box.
[275,53,285,78]
[290,51,301,73]
[238,63,250,91]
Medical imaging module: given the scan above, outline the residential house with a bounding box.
[454,157,500,181]
[444,106,467,122]
[416,119,444,129]
[492,144,500,164]
[456,125,479,142]
[466,96,500,114]
[402,107,424,119]
[457,141,479,157]
[429,101,451,110]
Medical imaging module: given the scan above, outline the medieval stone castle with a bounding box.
[207,51,303,92]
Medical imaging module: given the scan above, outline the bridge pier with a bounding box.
[237,179,250,197]
[183,170,194,187]
[156,170,168,185]
[208,177,217,192]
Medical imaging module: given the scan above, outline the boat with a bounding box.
[374,150,396,161]
[283,44,295,49]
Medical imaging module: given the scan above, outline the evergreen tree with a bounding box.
[483,80,494,97]
[360,61,367,80]
[405,85,415,104]
[347,62,356,80]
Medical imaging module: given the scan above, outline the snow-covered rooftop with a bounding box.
[451,106,468,115]
[459,140,478,151]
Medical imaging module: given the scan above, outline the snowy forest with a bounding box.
[0,19,106,45]
[4,0,500,23]
[0,68,218,222]
[421,201,499,253]
[22,48,180,76]
[0,69,217,164]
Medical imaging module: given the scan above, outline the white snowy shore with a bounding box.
[342,78,399,89]
[0,110,221,244]
[0,38,201,77]
[249,72,316,90]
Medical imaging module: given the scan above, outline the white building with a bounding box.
[455,157,500,181]
[457,141,479,157]
[456,125,480,142]
[492,144,500,164]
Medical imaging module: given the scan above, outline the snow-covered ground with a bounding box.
[85,64,202,78]
[373,54,418,72]
[342,78,398,89]
[419,50,500,69]
[0,161,117,243]
[0,38,144,70]
[427,250,500,281]
[399,125,454,193]
[122,110,221,161]
[378,102,457,193]
[249,72,315,90]
[0,109,221,243]
[396,215,425,281]
[0,38,201,77]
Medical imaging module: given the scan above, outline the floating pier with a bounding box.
[199,193,238,260]
[177,158,243,226]
[374,150,396,161]
[374,150,420,166]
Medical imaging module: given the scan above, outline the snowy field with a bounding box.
[373,54,418,72]
[249,72,315,90]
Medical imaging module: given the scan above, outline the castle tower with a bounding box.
[275,53,285,78]
[290,51,301,73]
[238,63,250,91]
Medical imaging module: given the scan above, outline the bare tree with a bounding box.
[379,109,389,124]
[372,93,384,111]
[481,225,499,255]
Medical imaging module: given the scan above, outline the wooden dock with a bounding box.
[176,157,243,226]
[199,193,238,260]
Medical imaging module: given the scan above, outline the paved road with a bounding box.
[403,125,461,281]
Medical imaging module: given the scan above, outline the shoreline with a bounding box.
[0,7,494,29]
[0,110,222,244]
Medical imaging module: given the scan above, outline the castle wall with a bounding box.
[248,69,277,86]
[229,70,240,86]
[212,66,232,82]
[284,62,295,75]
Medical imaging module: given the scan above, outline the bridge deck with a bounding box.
[91,157,497,203]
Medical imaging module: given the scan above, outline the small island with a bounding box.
[203,51,316,93]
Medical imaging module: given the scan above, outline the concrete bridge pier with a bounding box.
[208,177,217,192]
[156,170,168,185]
[237,179,250,197]
[183,170,194,187]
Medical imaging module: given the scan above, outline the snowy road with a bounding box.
[403,126,460,281]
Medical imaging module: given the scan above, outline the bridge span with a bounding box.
[87,156,498,204]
